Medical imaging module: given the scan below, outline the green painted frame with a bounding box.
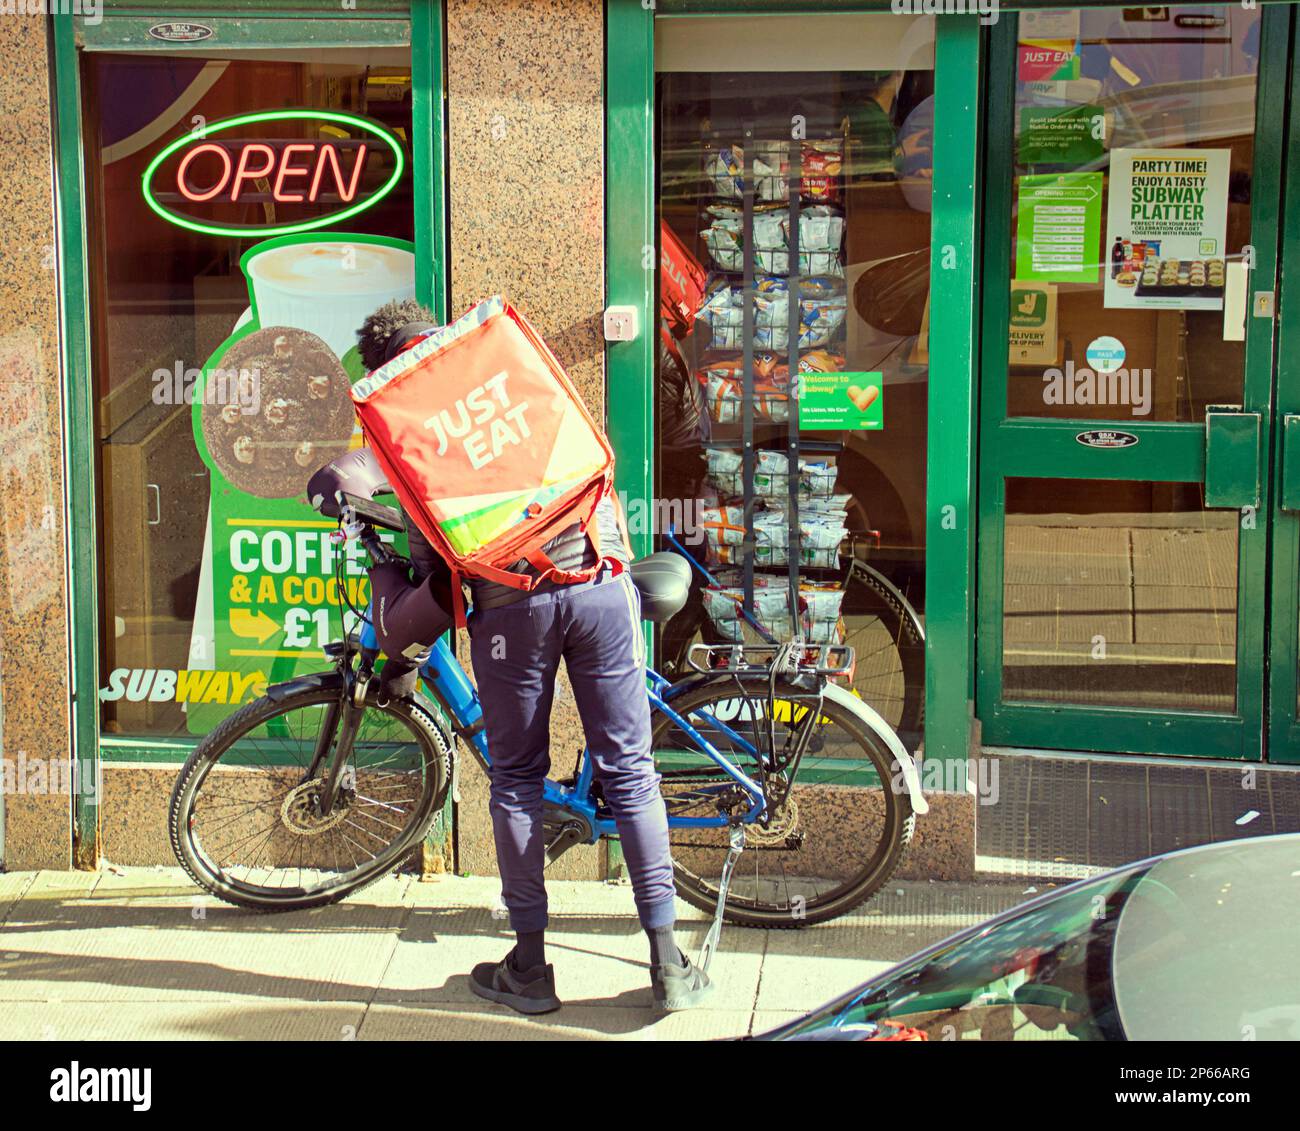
[51,15,100,866]
[1266,13,1300,766]
[975,6,1291,761]
[605,0,655,564]
[51,4,448,858]
[603,1,987,771]
[925,15,986,767]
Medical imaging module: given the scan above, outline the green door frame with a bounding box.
[50,2,448,860]
[1266,14,1300,765]
[604,0,987,770]
[975,5,1291,761]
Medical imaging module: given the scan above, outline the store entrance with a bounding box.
[977,5,1300,764]
[651,12,935,752]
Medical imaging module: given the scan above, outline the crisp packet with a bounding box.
[800,583,846,644]
[704,371,791,424]
[699,281,847,351]
[800,461,838,497]
[701,206,845,277]
[701,585,746,642]
[703,139,843,205]
[701,582,797,642]
[698,503,747,548]
[705,448,839,500]
[706,449,794,498]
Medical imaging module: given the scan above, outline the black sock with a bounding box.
[647,924,683,967]
[513,929,546,971]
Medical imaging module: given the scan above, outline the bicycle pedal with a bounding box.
[543,821,587,868]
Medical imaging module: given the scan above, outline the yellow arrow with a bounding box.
[230,607,280,645]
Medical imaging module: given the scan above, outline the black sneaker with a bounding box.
[469,948,561,1015]
[651,950,714,1012]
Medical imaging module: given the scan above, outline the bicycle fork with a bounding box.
[697,824,745,974]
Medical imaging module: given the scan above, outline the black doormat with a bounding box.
[974,750,1300,879]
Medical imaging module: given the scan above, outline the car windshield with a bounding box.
[770,837,1300,1042]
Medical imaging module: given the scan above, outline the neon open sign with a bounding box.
[142,109,405,237]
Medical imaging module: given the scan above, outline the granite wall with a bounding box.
[0,15,74,870]
[445,0,610,882]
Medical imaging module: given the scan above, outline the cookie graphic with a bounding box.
[201,325,353,499]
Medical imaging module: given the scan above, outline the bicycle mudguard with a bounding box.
[264,670,446,724]
[265,671,346,701]
[821,682,929,816]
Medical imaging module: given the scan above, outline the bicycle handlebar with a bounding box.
[335,492,399,568]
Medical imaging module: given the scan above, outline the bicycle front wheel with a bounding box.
[652,677,915,927]
[169,683,451,912]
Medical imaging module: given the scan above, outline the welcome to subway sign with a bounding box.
[142,109,405,238]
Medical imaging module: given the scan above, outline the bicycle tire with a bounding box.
[169,683,452,913]
[843,559,925,754]
[652,676,915,928]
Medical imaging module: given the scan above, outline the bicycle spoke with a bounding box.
[177,688,443,905]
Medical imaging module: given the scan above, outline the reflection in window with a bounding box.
[1008,5,1261,423]
[1002,477,1237,713]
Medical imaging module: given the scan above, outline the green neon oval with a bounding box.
[141,109,406,238]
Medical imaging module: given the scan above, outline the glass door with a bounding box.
[977,4,1288,760]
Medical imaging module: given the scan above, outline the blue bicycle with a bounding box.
[169,485,927,940]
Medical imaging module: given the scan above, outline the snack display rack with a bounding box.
[685,122,854,647]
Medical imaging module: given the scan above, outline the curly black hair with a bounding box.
[356,298,439,373]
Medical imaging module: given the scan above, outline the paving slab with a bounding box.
[381,879,762,1014]
[357,1002,757,1041]
[0,1001,368,1041]
[0,867,1032,1040]
[0,872,409,1004]
[0,871,36,923]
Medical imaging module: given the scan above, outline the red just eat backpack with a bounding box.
[351,296,618,622]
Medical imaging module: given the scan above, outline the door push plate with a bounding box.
[1204,409,1261,509]
[1282,415,1300,512]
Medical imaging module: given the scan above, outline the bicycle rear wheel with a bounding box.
[652,676,915,927]
[841,560,925,753]
[169,682,451,912]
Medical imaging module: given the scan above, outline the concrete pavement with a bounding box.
[0,868,1033,1040]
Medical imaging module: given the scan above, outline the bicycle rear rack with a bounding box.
[685,641,854,677]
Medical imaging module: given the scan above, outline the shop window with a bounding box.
[83,47,415,739]
[653,14,933,749]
